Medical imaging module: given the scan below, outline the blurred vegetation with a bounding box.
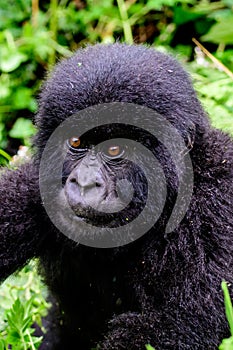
[0,0,233,348]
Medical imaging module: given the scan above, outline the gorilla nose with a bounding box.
[64,165,105,210]
[69,168,103,191]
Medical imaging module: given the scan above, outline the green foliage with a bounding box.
[0,149,11,166]
[202,17,233,45]
[0,261,50,350]
[190,65,233,135]
[9,118,36,144]
[0,1,71,149]
[145,345,156,350]
[1,299,42,350]
[219,281,233,350]
[219,338,233,350]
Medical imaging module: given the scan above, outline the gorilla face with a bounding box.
[39,101,194,248]
[61,125,149,228]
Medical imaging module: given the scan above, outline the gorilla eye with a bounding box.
[69,137,81,149]
[102,144,126,160]
[108,146,121,157]
[100,140,126,160]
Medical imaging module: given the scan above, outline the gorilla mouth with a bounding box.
[69,208,117,226]
[57,186,147,230]
[67,203,141,228]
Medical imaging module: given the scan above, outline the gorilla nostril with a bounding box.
[70,178,77,183]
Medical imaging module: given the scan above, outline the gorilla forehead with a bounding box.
[35,43,209,151]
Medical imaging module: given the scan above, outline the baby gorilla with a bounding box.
[1,43,233,350]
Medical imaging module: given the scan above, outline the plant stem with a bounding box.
[32,0,39,27]
[26,329,36,350]
[49,0,58,67]
[116,0,133,44]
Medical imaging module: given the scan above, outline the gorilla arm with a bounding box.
[0,162,46,281]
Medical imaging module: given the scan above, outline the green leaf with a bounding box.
[13,87,37,111]
[219,336,233,350]
[0,50,28,73]
[9,118,36,139]
[219,282,233,349]
[174,6,202,26]
[145,345,156,350]
[21,316,33,332]
[0,339,5,350]
[222,281,233,336]
[0,149,11,161]
[201,17,233,44]
[7,330,21,343]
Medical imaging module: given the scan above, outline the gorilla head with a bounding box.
[37,44,205,248]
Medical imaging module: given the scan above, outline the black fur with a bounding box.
[1,43,233,349]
